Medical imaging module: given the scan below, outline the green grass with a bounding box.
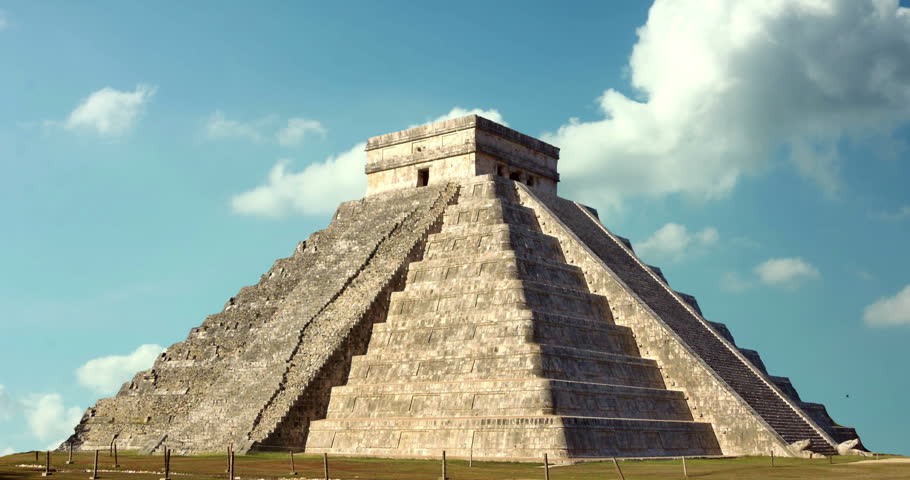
[1,450,907,480]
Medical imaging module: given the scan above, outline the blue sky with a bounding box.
[1,0,909,456]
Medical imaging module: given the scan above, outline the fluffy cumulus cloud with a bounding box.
[413,107,508,128]
[754,257,820,288]
[205,112,325,147]
[76,344,164,395]
[22,393,82,443]
[543,0,910,210]
[635,223,718,262]
[65,85,156,136]
[864,284,910,327]
[233,107,506,217]
[232,143,367,217]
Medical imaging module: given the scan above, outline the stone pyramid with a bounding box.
[67,115,864,460]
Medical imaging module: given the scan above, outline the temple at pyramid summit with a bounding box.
[66,115,868,460]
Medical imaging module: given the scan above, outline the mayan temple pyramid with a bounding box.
[67,115,865,460]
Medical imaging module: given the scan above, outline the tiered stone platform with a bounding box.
[305,176,722,460]
[530,190,838,456]
[67,114,861,459]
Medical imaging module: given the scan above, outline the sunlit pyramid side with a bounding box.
[67,115,864,460]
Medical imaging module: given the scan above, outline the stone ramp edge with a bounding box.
[564,194,838,453]
[247,183,460,450]
[513,182,834,457]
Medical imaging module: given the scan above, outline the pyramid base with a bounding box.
[306,415,721,460]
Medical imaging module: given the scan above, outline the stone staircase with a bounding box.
[306,176,721,460]
[536,193,838,456]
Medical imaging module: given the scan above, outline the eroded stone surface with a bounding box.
[838,439,872,456]
[67,184,457,454]
[306,176,721,460]
[65,115,863,459]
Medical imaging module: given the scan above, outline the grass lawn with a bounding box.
[2,450,908,480]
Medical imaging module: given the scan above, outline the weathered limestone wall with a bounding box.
[514,184,809,457]
[66,115,861,459]
[715,334,864,448]
[66,183,458,454]
[366,153,475,195]
[365,115,559,195]
[307,175,721,460]
[519,185,834,455]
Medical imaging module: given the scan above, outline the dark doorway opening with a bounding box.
[509,171,521,181]
[417,168,430,187]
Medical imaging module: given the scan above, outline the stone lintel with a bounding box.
[364,142,559,181]
[366,114,560,159]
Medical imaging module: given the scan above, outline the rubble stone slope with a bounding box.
[66,183,457,454]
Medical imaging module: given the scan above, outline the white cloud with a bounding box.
[636,223,718,262]
[754,257,820,288]
[864,284,910,327]
[205,113,326,147]
[231,143,367,217]
[277,117,326,146]
[76,344,163,395]
[205,111,268,142]
[65,85,156,136]
[543,0,910,210]
[0,385,14,420]
[412,107,508,128]
[231,107,507,217]
[0,447,13,456]
[22,394,82,442]
[874,205,910,221]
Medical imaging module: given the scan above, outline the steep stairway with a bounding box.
[536,193,837,456]
[306,176,721,460]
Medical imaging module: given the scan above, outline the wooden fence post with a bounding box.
[543,453,550,480]
[42,450,52,476]
[323,452,329,480]
[162,448,171,480]
[682,456,688,477]
[612,457,626,480]
[289,449,297,476]
[89,450,99,480]
[66,443,74,465]
[113,443,119,468]
[441,450,448,480]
